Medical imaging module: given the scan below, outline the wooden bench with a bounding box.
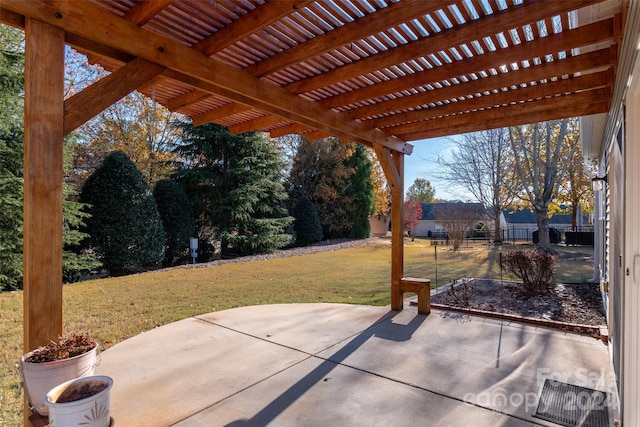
[28,412,48,427]
[400,277,431,315]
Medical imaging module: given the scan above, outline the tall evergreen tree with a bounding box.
[173,123,292,257]
[80,151,165,276]
[153,179,197,266]
[0,25,24,290]
[63,135,102,282]
[293,195,323,246]
[344,144,373,238]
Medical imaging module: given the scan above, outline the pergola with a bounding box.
[1,0,624,394]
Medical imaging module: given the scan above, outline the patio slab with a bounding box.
[95,303,615,426]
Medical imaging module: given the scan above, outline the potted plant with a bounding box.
[46,375,113,427]
[20,333,99,416]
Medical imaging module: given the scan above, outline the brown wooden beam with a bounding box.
[267,123,314,138]
[124,0,173,26]
[285,0,602,94]
[388,150,404,311]
[193,0,313,56]
[166,89,212,111]
[1,1,411,153]
[191,103,254,127]
[397,97,610,141]
[23,17,65,356]
[244,1,445,77]
[372,145,403,311]
[228,115,287,135]
[64,57,165,135]
[165,1,313,117]
[350,48,614,121]
[318,17,617,109]
[371,71,611,130]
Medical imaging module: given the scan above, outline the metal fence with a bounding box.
[428,225,595,246]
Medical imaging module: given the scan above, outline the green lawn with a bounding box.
[0,238,594,424]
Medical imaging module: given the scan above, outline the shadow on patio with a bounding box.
[95,302,615,426]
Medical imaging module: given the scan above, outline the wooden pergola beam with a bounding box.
[123,0,173,26]
[228,115,289,135]
[285,0,601,94]
[164,0,314,118]
[398,96,610,141]
[192,103,254,127]
[267,123,314,138]
[2,0,411,154]
[23,18,65,353]
[64,58,165,135]
[350,48,615,122]
[193,0,314,58]
[318,17,617,109]
[166,89,212,111]
[370,71,611,130]
[244,1,445,77]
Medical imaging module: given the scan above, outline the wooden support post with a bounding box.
[23,18,65,354]
[390,152,404,311]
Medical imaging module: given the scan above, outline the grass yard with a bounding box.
[0,238,594,424]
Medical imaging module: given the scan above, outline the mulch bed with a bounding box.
[430,279,607,337]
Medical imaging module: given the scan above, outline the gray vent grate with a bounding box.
[533,379,610,427]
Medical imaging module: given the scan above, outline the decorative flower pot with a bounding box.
[20,345,98,416]
[368,215,390,237]
[46,375,113,427]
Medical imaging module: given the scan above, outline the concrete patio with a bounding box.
[95,302,616,426]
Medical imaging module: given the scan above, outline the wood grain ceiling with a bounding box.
[2,0,622,154]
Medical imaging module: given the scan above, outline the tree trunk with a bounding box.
[535,208,551,251]
[493,209,503,243]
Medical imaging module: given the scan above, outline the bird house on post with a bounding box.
[189,238,198,264]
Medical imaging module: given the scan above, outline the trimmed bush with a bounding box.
[501,249,557,296]
[80,151,165,276]
[293,195,323,246]
[153,179,196,266]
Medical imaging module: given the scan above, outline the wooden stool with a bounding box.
[400,277,431,315]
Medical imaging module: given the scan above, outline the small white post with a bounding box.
[189,238,198,264]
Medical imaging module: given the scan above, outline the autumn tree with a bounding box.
[403,199,422,239]
[368,148,390,218]
[556,142,593,230]
[75,91,180,189]
[173,123,292,257]
[438,128,515,242]
[507,119,579,251]
[287,138,361,239]
[434,202,485,251]
[406,178,436,203]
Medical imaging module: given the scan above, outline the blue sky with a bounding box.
[404,136,474,202]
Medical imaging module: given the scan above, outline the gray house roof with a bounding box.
[420,202,486,221]
[502,207,584,225]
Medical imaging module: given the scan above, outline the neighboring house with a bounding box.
[502,206,589,240]
[414,202,504,238]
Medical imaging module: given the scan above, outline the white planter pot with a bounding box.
[20,345,98,416]
[46,375,113,427]
[368,215,390,237]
